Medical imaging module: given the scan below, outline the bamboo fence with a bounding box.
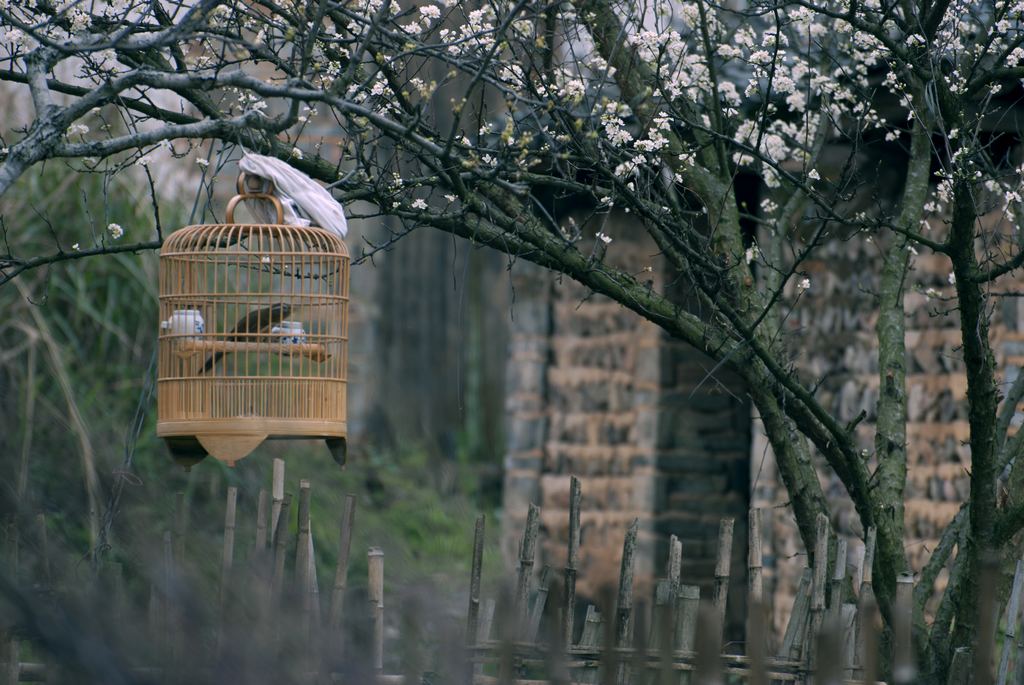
[3,468,1023,684]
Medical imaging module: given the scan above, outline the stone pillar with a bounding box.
[502,261,553,563]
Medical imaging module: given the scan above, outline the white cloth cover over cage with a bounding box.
[238,152,348,238]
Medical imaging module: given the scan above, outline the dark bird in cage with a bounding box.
[201,302,292,373]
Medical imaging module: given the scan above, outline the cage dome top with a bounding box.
[162,173,349,255]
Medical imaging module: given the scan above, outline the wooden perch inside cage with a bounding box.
[174,340,331,362]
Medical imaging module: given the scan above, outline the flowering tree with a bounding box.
[3,0,1024,676]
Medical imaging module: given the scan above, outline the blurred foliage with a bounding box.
[0,163,165,552]
[0,164,502,616]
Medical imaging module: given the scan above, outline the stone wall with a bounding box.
[502,212,751,637]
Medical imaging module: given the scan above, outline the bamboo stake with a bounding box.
[306,531,320,673]
[572,605,602,685]
[467,514,486,646]
[747,508,764,663]
[997,559,1024,685]
[248,489,272,627]
[515,503,541,636]
[649,580,671,651]
[840,603,857,680]
[857,592,880,685]
[329,493,357,630]
[615,519,639,649]
[615,519,639,685]
[855,528,877,677]
[828,538,848,628]
[1014,618,1024,685]
[655,589,675,685]
[808,513,830,670]
[676,586,700,653]
[219,486,238,611]
[748,509,763,605]
[781,568,812,660]
[478,598,496,643]
[270,458,285,545]
[563,476,581,648]
[308,531,320,613]
[579,605,603,647]
[747,597,768,685]
[712,517,734,643]
[893,572,916,684]
[667,534,683,681]
[296,480,312,598]
[860,527,876,598]
[667,535,682,600]
[472,598,497,679]
[255,489,269,550]
[527,566,552,644]
[368,547,385,672]
[271,493,293,602]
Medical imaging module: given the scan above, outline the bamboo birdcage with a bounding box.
[157,174,349,468]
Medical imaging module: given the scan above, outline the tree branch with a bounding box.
[0,240,163,287]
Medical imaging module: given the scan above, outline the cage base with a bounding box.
[158,418,347,466]
[196,433,268,465]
